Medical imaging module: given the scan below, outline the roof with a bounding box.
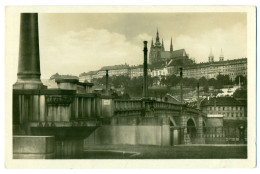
[184,58,247,70]
[79,71,98,76]
[161,51,171,59]
[100,64,130,71]
[130,64,143,69]
[200,97,246,107]
[160,49,187,60]
[172,49,186,58]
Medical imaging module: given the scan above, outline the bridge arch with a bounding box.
[186,117,197,127]
[186,118,197,135]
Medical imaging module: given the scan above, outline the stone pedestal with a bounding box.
[101,95,114,117]
[13,136,55,159]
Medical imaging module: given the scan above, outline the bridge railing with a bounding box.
[13,89,102,130]
[172,126,247,144]
[113,99,205,117]
[114,99,143,116]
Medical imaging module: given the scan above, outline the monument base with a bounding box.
[13,81,47,90]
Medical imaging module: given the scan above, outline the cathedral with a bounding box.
[149,29,192,66]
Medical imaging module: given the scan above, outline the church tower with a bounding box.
[208,48,214,62]
[162,39,165,51]
[155,28,160,46]
[170,37,173,52]
[219,48,224,61]
[149,28,162,64]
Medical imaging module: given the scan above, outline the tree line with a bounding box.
[91,74,247,97]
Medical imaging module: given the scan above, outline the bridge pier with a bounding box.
[55,137,84,159]
[195,115,205,144]
[161,117,171,146]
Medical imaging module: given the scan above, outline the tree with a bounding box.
[165,74,181,87]
[182,77,198,88]
[235,75,246,85]
[216,74,232,87]
[124,76,143,97]
[208,78,217,87]
[199,76,208,87]
[111,75,130,88]
[203,85,209,92]
[233,88,247,99]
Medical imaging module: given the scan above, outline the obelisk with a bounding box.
[13,13,46,89]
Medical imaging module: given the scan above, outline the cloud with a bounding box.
[40,28,151,78]
[39,23,246,78]
[173,23,247,63]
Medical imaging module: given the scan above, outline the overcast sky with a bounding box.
[16,13,247,79]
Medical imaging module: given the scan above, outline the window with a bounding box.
[223,107,225,111]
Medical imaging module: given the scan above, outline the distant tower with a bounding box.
[162,39,165,51]
[170,37,173,52]
[208,48,214,62]
[219,48,224,61]
[151,38,154,48]
[155,28,160,46]
[149,28,162,64]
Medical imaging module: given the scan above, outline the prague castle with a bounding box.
[149,29,193,66]
[79,29,247,82]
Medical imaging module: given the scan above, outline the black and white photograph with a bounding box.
[4,6,256,168]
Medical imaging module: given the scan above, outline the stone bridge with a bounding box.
[12,13,208,159]
[13,81,207,158]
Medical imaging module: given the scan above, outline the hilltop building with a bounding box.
[79,30,247,83]
[149,29,194,67]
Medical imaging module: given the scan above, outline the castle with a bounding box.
[149,29,193,66]
[79,29,247,82]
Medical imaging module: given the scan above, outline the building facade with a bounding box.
[129,65,151,79]
[151,67,168,77]
[180,58,247,81]
[200,97,247,121]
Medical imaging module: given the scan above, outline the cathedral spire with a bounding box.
[156,28,160,43]
[151,38,154,47]
[162,39,165,51]
[170,37,173,52]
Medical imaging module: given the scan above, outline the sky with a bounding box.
[15,13,247,79]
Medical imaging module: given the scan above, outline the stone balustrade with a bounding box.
[13,89,102,134]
